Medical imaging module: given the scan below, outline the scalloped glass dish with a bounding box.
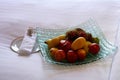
[36,19,117,65]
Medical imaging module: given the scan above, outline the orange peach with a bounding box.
[77,49,86,61]
[54,49,66,62]
[50,48,58,59]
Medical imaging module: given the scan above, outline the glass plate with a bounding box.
[36,19,117,65]
[10,36,39,54]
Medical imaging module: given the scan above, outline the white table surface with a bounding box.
[0,0,120,80]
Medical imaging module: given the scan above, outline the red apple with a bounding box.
[67,50,78,63]
[77,49,86,61]
[58,40,66,47]
[58,40,71,53]
[89,43,100,55]
[54,49,66,62]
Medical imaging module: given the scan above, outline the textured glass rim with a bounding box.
[36,18,118,65]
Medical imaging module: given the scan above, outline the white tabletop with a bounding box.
[0,0,120,80]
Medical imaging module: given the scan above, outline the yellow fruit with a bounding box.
[45,34,65,49]
[83,41,92,53]
[51,37,60,46]
[58,34,66,40]
[45,37,60,49]
[71,37,86,50]
[45,39,54,49]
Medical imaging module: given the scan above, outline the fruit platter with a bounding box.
[36,19,117,65]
